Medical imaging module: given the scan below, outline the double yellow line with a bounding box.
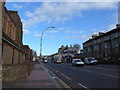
[48,68,72,90]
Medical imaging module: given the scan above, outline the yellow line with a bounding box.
[45,65,72,90]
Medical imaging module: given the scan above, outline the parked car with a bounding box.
[44,59,48,63]
[72,59,84,67]
[84,58,98,65]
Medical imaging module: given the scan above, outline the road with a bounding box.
[43,61,120,89]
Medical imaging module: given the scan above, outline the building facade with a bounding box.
[1,1,35,82]
[83,25,120,62]
[58,45,81,58]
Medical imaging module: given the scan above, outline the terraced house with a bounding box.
[83,25,120,63]
[1,1,35,82]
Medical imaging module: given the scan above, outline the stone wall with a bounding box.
[2,62,35,82]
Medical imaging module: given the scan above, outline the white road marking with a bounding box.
[79,69,93,73]
[86,66,118,71]
[61,73,71,80]
[55,70,58,72]
[78,83,90,90]
[79,69,119,79]
[100,73,120,79]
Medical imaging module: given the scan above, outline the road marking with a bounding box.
[87,66,118,71]
[79,69,119,79]
[100,73,120,79]
[78,83,90,90]
[55,70,58,72]
[42,63,72,89]
[48,69,72,89]
[61,73,71,80]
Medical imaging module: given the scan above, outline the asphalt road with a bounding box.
[43,61,120,89]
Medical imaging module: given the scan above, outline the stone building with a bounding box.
[58,45,81,58]
[83,25,120,63]
[1,1,35,82]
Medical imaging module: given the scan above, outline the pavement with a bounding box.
[2,63,65,89]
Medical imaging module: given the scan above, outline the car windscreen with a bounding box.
[75,60,82,62]
[88,59,95,61]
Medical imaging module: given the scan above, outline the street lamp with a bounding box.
[40,26,55,60]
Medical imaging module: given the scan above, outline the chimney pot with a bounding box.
[116,24,120,28]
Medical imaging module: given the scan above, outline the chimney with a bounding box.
[98,32,105,36]
[116,24,120,28]
[92,34,98,38]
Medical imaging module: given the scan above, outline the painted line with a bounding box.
[55,70,58,72]
[79,69,93,73]
[61,73,71,80]
[79,69,119,79]
[48,69,72,90]
[100,73,120,79]
[88,66,118,71]
[42,64,72,89]
[78,83,90,90]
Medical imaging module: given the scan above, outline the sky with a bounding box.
[5,0,118,56]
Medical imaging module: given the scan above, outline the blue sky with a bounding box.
[5,1,118,56]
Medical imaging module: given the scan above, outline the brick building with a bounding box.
[1,1,35,82]
[83,25,120,63]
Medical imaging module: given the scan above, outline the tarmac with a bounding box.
[2,63,66,89]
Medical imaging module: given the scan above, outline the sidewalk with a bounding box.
[2,63,64,89]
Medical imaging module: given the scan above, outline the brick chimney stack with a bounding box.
[116,24,120,28]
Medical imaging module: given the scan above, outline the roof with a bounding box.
[83,27,120,44]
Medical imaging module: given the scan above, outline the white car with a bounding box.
[44,59,48,63]
[72,59,84,67]
[84,58,98,65]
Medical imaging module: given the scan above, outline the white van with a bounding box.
[72,59,84,67]
[84,58,98,65]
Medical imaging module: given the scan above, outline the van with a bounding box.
[84,58,98,65]
[72,59,84,67]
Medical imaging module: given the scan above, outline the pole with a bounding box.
[40,26,55,60]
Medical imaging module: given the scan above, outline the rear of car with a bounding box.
[44,59,48,63]
[84,58,98,65]
[72,59,84,67]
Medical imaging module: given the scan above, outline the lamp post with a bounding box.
[40,26,55,60]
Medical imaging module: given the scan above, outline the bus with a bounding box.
[53,55,62,63]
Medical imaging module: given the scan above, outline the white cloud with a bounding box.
[33,33,55,39]
[108,24,116,30]
[44,35,55,39]
[64,34,91,40]
[23,29,30,34]
[34,33,41,37]
[13,4,23,9]
[23,2,117,28]
[6,0,120,2]
[65,29,84,34]
[58,27,65,30]
[46,30,58,33]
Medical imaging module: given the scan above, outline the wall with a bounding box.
[0,1,2,90]
[2,62,35,82]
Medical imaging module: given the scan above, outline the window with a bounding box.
[104,43,108,48]
[105,36,110,41]
[115,40,119,47]
[118,32,120,36]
